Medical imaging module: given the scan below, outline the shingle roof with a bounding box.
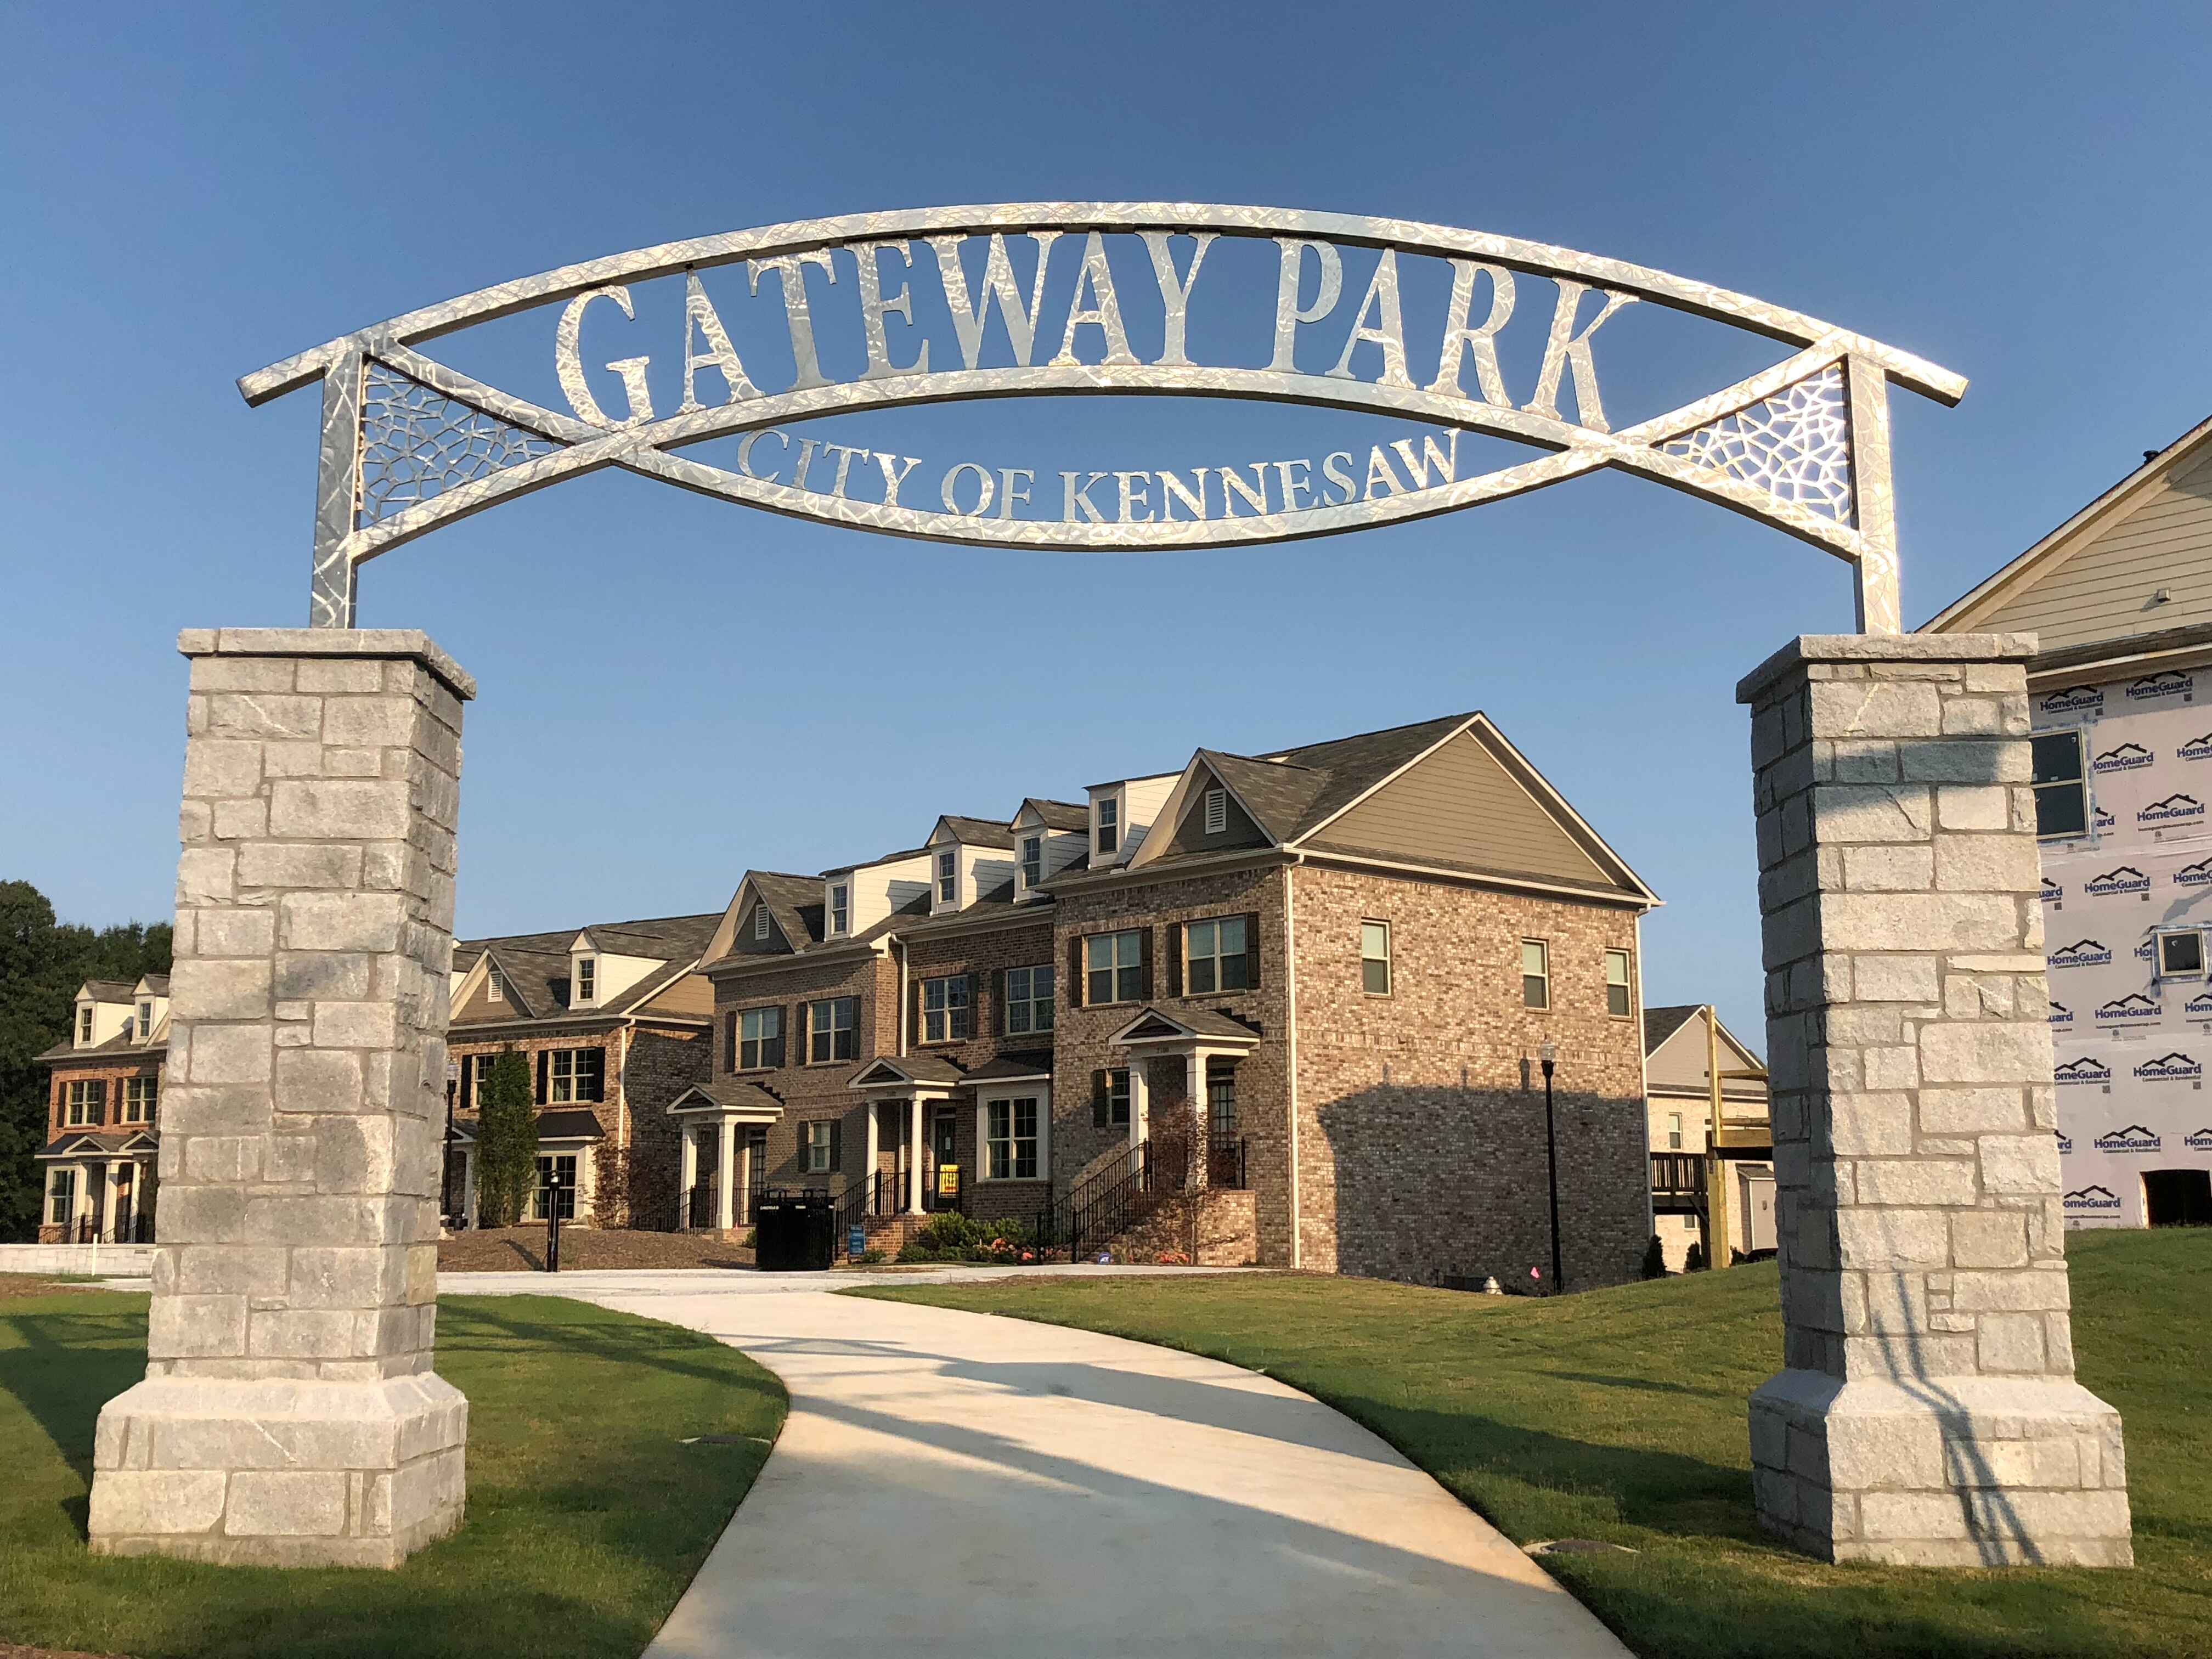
[455,911,721,1021]
[36,1032,164,1064]
[936,815,1017,850]
[139,975,170,997]
[1267,711,1479,837]
[1644,1005,1707,1055]
[1021,799,1091,833]
[80,980,137,1003]
[1194,751,1330,843]
[963,1051,1055,1082]
[535,1108,607,1141]
[672,1080,787,1114]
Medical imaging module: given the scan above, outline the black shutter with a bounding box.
[829,1118,843,1176]
[1167,923,1184,997]
[961,973,976,1040]
[1069,935,1086,1008]
[587,1046,606,1102]
[535,1051,548,1104]
[1140,927,1154,1001]
[771,1007,790,1069]
[1244,912,1262,991]
[1092,1068,1109,1127]
[909,977,922,1045]
[994,968,1008,1036]
[724,1012,737,1071]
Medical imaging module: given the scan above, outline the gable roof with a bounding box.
[1923,415,2212,650]
[931,815,1017,850]
[453,912,721,1023]
[78,980,137,1004]
[1018,798,1091,833]
[1643,1003,1768,1074]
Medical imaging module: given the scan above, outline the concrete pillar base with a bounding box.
[1749,1369,2130,1566]
[89,1373,466,1568]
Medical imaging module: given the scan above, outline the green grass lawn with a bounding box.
[0,1292,785,1659]
[856,1229,2211,1659]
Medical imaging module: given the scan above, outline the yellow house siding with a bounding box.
[1306,729,1612,885]
[1976,448,2212,648]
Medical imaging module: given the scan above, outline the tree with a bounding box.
[474,1048,539,1228]
[0,881,172,1242]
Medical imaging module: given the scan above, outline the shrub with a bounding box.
[1641,1234,1667,1280]
[895,1212,1045,1263]
[1685,1239,1707,1272]
[475,1048,538,1227]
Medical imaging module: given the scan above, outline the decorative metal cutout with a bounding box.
[358,362,562,526]
[1661,365,1854,525]
[242,205,1968,636]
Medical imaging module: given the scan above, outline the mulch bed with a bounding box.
[0,1278,107,1302]
[437,1227,753,1273]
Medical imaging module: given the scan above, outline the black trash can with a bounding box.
[755,1187,836,1272]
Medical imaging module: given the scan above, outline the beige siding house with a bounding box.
[1644,1005,1770,1271]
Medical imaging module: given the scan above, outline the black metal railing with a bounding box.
[67,1216,154,1245]
[686,1179,716,1230]
[1207,1134,1249,1190]
[1067,1140,1155,1260]
[835,1169,903,1240]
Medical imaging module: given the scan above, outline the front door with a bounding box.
[928,1109,961,1211]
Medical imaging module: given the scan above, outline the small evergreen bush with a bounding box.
[1641,1234,1668,1279]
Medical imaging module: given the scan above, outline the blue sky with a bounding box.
[3,3,2208,1048]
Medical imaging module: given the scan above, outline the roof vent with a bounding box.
[2146,450,2159,464]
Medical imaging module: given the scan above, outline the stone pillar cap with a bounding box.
[178,628,476,701]
[1736,631,2040,706]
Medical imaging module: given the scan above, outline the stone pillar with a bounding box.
[89,628,473,1569]
[1739,634,2131,1567]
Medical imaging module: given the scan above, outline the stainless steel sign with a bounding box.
[240,203,1966,630]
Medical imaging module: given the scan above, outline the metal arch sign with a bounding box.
[241,202,1966,633]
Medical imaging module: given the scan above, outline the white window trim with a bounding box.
[975,1087,1050,1182]
[1521,939,1551,1011]
[936,849,959,907]
[1360,919,1392,997]
[1004,963,1056,1036]
[2154,927,2207,981]
[802,1119,834,1174]
[807,996,857,1064]
[921,975,970,1043]
[575,958,596,1003]
[2032,727,2090,843]
[1096,795,1120,856]
[1019,835,1043,891]
[1183,916,1250,996]
[136,1001,153,1042]
[738,1006,782,1070]
[829,882,850,936]
[1086,929,1144,1006]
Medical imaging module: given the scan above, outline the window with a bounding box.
[531,1154,578,1221]
[754,905,772,941]
[937,850,958,905]
[1094,1068,1131,1127]
[487,967,504,1003]
[123,1076,158,1123]
[1521,940,1550,1009]
[65,1080,105,1127]
[1203,787,1228,835]
[1005,964,1055,1035]
[1667,1113,1684,1150]
[830,883,850,935]
[1097,797,1119,855]
[2157,929,2206,980]
[986,1096,1040,1180]
[737,1007,785,1069]
[922,976,970,1043]
[1086,930,1145,1005]
[2032,731,2087,839]
[549,1047,605,1103]
[136,1001,153,1042]
[1207,1069,1237,1138]
[48,1170,75,1227]
[1361,921,1391,995]
[1020,835,1043,890]
[802,1120,835,1174]
[77,1006,92,1042]
[1605,949,1633,1017]
[808,996,857,1063]
[575,958,595,1002]
[1184,916,1250,995]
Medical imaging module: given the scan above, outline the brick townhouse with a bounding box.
[441,912,720,1228]
[33,976,171,1242]
[681,710,1662,1287]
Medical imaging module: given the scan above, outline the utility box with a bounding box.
[754,1188,835,1272]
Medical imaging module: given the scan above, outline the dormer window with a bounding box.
[830,883,850,936]
[77,1006,93,1043]
[1097,798,1120,856]
[487,967,505,1002]
[754,905,771,941]
[936,850,958,906]
[136,1001,153,1042]
[1203,788,1228,836]
[1020,836,1043,890]
[575,958,596,1002]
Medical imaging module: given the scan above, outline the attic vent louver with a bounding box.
[1204,788,1228,836]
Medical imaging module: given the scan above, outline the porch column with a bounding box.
[735,1130,754,1225]
[99,1159,120,1240]
[1739,633,2130,1567]
[715,1121,736,1233]
[906,1096,924,1214]
[1184,1053,1207,1189]
[75,1161,95,1238]
[678,1128,698,1229]
[460,1148,476,1230]
[90,628,471,1568]
[1128,1064,1149,1148]
[865,1105,881,1205]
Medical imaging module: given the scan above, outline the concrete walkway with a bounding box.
[483,1275,1629,1658]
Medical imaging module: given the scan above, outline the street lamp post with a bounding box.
[1539,1040,1564,1295]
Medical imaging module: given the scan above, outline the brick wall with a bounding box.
[711,953,891,1189]
[1290,864,1650,1288]
[1054,866,1292,1260]
[617,1027,710,1228]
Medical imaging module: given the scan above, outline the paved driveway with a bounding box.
[474,1274,1629,1658]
